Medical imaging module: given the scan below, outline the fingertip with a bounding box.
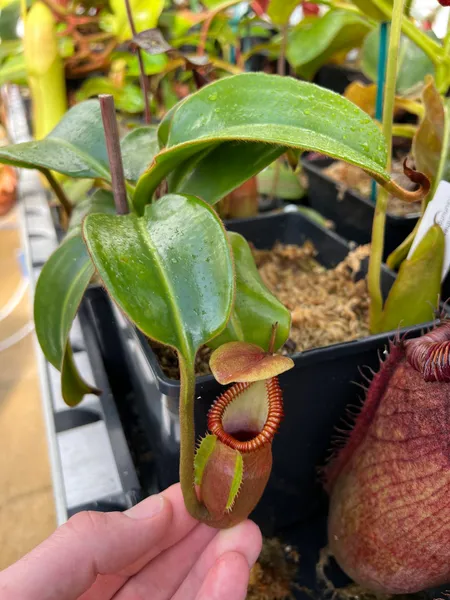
[196,551,250,600]
[212,519,262,570]
[125,494,170,521]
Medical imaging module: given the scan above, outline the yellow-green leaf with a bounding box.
[378,224,444,332]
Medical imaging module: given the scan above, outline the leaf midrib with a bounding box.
[155,131,388,178]
[135,216,193,362]
[58,238,94,364]
[50,136,111,180]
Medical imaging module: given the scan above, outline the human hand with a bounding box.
[0,483,262,600]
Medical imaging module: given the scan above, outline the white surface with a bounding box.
[70,317,85,350]
[58,421,123,509]
[408,180,450,280]
[29,237,57,265]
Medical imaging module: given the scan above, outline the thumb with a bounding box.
[0,493,172,600]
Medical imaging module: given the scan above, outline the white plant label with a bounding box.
[407,180,450,281]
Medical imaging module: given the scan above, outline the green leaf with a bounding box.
[0,100,157,183]
[267,0,299,26]
[83,194,234,364]
[121,126,159,182]
[75,77,145,114]
[61,345,100,408]
[0,0,21,40]
[112,51,168,76]
[0,100,110,178]
[174,142,284,204]
[208,232,291,352]
[287,10,372,80]
[159,10,206,38]
[257,162,306,200]
[0,53,26,86]
[63,178,95,206]
[134,73,389,214]
[109,0,164,42]
[34,190,116,406]
[0,38,22,60]
[361,26,435,96]
[378,224,444,332]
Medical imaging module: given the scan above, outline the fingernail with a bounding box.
[126,494,165,520]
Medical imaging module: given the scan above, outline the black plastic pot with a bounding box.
[313,64,370,95]
[109,211,435,538]
[302,155,419,259]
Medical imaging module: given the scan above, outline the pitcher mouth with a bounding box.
[207,377,284,453]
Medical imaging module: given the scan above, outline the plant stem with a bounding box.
[391,123,416,138]
[99,95,129,215]
[42,169,73,217]
[277,24,288,77]
[178,355,210,521]
[436,9,450,93]
[268,322,278,353]
[368,0,405,333]
[444,11,450,56]
[123,0,151,124]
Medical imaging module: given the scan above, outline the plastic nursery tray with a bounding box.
[108,211,436,538]
[301,155,419,260]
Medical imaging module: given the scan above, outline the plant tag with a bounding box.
[407,180,450,281]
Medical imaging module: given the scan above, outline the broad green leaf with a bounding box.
[267,0,299,26]
[109,0,164,42]
[83,194,234,363]
[378,224,444,333]
[121,126,159,182]
[75,77,145,114]
[0,100,110,178]
[208,232,290,352]
[0,0,20,40]
[0,53,26,86]
[159,10,207,38]
[257,162,306,199]
[412,76,450,200]
[134,73,389,213]
[0,38,21,60]
[34,189,116,406]
[361,26,435,96]
[0,100,157,183]
[67,188,117,232]
[35,234,94,370]
[174,142,284,204]
[111,51,168,76]
[295,205,332,228]
[63,178,95,206]
[287,10,372,80]
[61,345,100,408]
